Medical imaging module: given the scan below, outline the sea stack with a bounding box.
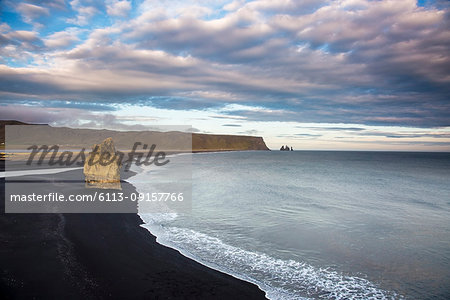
[84,137,122,189]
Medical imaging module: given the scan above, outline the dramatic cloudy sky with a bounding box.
[1,0,449,150]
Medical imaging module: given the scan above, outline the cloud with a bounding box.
[0,0,449,129]
[0,28,43,63]
[223,0,244,11]
[0,104,92,125]
[210,115,247,120]
[25,0,67,10]
[295,133,321,137]
[276,133,322,139]
[222,124,242,127]
[16,3,49,24]
[67,0,101,25]
[44,29,80,49]
[357,131,450,139]
[106,0,131,17]
[271,0,450,94]
[296,126,366,131]
[177,5,213,18]
[0,104,152,131]
[239,129,259,135]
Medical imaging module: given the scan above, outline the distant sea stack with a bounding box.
[280,145,293,151]
[84,137,122,190]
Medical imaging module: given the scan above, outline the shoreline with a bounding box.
[129,166,276,299]
[0,161,267,299]
[138,220,280,300]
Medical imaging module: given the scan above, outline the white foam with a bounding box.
[140,224,400,300]
[140,212,178,225]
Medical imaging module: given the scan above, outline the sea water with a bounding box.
[130,151,450,299]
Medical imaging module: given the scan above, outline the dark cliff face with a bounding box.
[192,134,269,151]
[1,121,270,152]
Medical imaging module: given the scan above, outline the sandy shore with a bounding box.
[0,160,267,299]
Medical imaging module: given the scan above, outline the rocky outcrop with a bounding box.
[83,137,122,189]
[280,145,293,151]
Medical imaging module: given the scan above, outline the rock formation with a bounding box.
[280,145,294,151]
[84,137,122,189]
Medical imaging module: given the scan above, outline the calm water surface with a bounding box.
[133,151,450,299]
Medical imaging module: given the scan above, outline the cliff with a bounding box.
[0,121,269,152]
[192,133,268,151]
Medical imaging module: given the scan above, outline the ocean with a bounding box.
[130,151,450,299]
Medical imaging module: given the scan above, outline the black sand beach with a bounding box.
[0,161,267,299]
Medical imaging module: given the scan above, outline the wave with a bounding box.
[138,212,400,300]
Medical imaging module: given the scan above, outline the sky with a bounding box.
[0,0,449,151]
